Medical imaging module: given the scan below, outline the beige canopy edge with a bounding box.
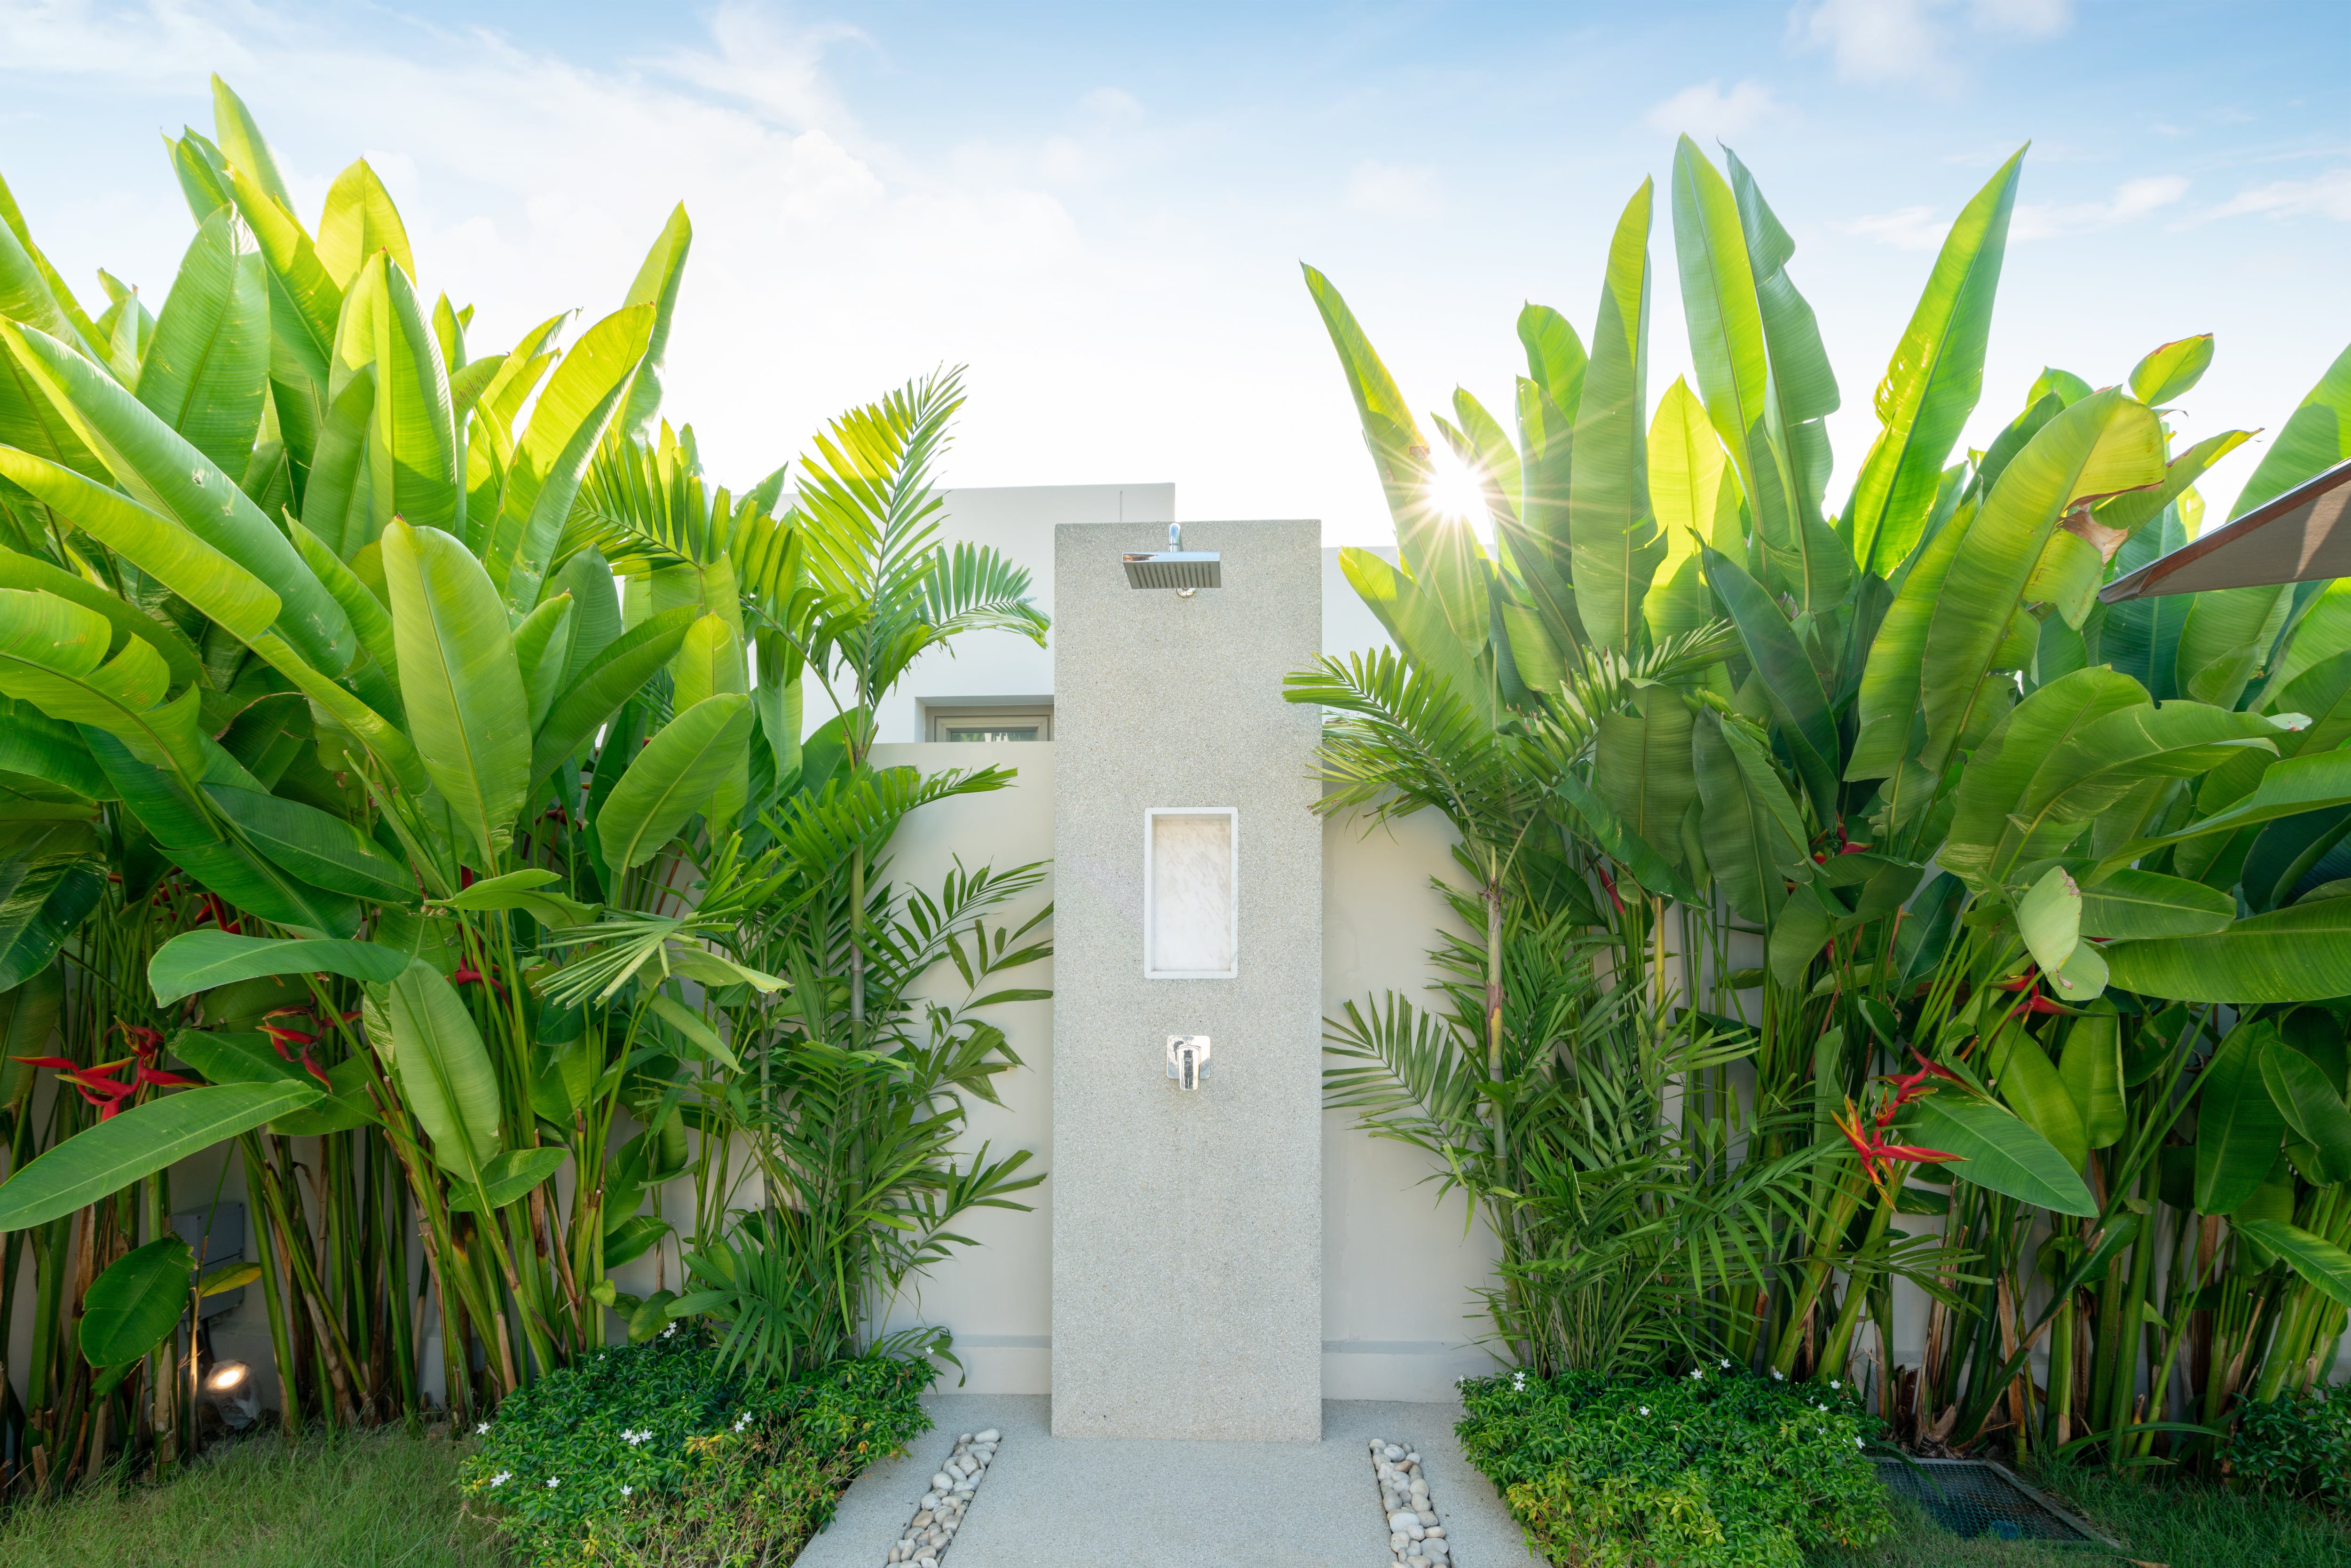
[2099,456,2351,603]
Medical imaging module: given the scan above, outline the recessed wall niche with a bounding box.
[1143,807,1237,978]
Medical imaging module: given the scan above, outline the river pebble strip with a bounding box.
[1369,1437,1452,1566]
[884,1428,1000,1566]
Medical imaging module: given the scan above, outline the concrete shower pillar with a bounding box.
[1049,520,1324,1441]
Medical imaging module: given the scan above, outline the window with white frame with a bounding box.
[927,703,1053,742]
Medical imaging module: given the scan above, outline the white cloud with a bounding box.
[1644,79,1779,140]
[0,1,1127,495]
[1834,204,1948,251]
[2208,168,2351,222]
[0,0,256,80]
[1793,0,1946,85]
[651,4,869,138]
[1791,0,2071,87]
[1972,0,2073,39]
[1079,86,1142,122]
[1344,158,1437,217]
[2011,173,2188,239]
[1838,173,2183,251]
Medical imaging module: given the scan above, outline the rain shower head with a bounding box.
[1122,524,1221,591]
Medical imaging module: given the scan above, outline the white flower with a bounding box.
[1719,1359,1731,1369]
[1639,1406,1650,1416]
[1854,1437,1865,1449]
[1689,1368,1704,1380]
[661,1324,677,1339]
[489,1471,511,1488]
[1771,1371,1784,1381]
[621,1485,633,1498]
[1830,1379,1840,1389]
[475,1422,490,1435]
[547,1478,560,1489]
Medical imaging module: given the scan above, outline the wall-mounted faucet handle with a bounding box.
[1165,1034,1211,1090]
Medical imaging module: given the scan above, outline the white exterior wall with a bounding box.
[866,741,1494,1403]
[20,501,1494,1415]
[858,484,1176,745]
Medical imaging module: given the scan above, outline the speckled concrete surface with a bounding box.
[1050,520,1329,1442]
[792,1395,1543,1567]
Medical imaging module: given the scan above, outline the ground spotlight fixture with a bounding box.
[203,1359,260,1429]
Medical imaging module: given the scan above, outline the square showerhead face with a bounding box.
[1121,550,1222,590]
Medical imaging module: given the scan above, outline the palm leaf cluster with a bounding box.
[0,77,1050,1491]
[1305,135,2351,1466]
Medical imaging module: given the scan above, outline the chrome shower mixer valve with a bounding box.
[1165,1034,1210,1090]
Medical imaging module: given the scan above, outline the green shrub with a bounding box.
[1457,1364,1894,1568]
[460,1328,935,1565]
[2225,1383,2351,1510]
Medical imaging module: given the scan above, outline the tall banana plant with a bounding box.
[1302,134,2351,1462]
[0,72,742,1431]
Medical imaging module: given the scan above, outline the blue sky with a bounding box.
[4,0,2349,544]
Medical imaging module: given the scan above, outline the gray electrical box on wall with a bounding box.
[1052,520,1323,1442]
[173,1203,246,1318]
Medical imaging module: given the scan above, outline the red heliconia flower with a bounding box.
[135,1066,201,1089]
[451,962,506,996]
[1874,1143,1962,1166]
[298,1049,331,1087]
[11,1055,81,1073]
[1594,864,1627,917]
[1835,1097,1959,1194]
[1996,973,2037,992]
[1873,1051,1964,1127]
[114,1021,165,1062]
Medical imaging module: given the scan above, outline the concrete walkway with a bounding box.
[793,1396,1543,1568]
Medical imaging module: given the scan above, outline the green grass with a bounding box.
[1812,1464,2351,1568]
[0,1426,504,1568]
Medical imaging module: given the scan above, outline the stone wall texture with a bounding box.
[1049,520,1325,1440]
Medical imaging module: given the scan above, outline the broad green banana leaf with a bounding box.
[1301,265,1487,656]
[315,158,414,290]
[2108,898,2351,1003]
[1704,546,1838,822]
[149,929,410,1005]
[2193,1021,2288,1213]
[1568,178,1660,648]
[1845,149,2024,576]
[2077,867,2234,938]
[2259,1033,2351,1185]
[382,519,529,867]
[2232,1219,2351,1309]
[486,304,657,613]
[79,1236,197,1369]
[1692,709,1808,926]
[2058,1011,2126,1149]
[385,958,502,1182]
[596,693,753,873]
[0,1080,321,1232]
[134,207,268,473]
[1905,1090,2097,1216]
[0,320,353,673]
[0,820,105,989]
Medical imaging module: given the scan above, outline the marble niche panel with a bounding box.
[1145,808,1236,977]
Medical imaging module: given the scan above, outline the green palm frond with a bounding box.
[794,369,964,611]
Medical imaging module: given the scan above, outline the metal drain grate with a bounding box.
[1872,1458,2112,1546]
